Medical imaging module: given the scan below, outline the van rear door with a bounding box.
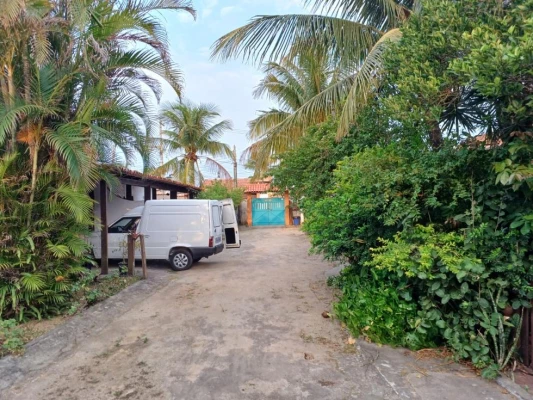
[221,199,241,248]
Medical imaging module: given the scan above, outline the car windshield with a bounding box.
[108,217,140,233]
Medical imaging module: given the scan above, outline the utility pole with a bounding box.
[233,145,238,188]
[159,121,164,167]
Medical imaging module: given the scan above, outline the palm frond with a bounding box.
[211,14,382,67]
[306,0,415,29]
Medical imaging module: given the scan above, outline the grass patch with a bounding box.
[1,271,140,358]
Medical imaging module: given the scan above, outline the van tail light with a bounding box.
[209,236,214,248]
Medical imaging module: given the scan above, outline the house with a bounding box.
[203,178,292,227]
[91,166,201,273]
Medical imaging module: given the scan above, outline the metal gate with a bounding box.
[252,198,285,226]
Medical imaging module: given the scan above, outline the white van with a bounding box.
[89,199,240,271]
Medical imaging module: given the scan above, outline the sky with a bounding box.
[154,0,309,180]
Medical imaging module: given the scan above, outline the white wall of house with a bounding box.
[93,183,144,231]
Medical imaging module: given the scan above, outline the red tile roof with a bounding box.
[108,166,201,191]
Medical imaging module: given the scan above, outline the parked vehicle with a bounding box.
[89,199,241,271]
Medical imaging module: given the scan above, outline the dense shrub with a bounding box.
[286,0,533,376]
[0,155,94,321]
[198,180,244,206]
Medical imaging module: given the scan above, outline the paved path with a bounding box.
[1,228,512,399]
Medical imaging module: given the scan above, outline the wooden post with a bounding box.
[89,190,95,231]
[284,190,290,227]
[247,193,253,226]
[99,180,109,275]
[170,190,177,200]
[144,186,151,203]
[140,235,147,280]
[152,187,157,200]
[127,234,135,276]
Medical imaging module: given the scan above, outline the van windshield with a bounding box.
[108,217,140,233]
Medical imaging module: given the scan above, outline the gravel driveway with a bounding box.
[0,228,513,400]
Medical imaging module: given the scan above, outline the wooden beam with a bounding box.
[144,186,151,203]
[99,180,109,275]
[127,235,135,277]
[247,194,253,227]
[118,177,194,193]
[89,190,95,231]
[140,235,147,280]
[152,187,157,200]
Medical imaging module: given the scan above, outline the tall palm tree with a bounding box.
[153,101,234,186]
[0,0,196,217]
[244,49,338,175]
[0,0,196,182]
[212,0,417,140]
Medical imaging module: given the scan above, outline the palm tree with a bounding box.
[244,49,338,175]
[212,0,417,140]
[0,0,196,180]
[0,0,197,222]
[153,101,234,186]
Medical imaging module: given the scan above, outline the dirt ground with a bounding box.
[0,228,516,399]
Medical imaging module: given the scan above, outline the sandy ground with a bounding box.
[0,228,514,400]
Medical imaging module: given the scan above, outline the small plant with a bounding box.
[85,289,102,305]
[0,319,25,356]
[478,288,523,379]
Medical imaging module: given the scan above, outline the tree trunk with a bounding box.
[5,63,16,153]
[27,140,40,227]
[429,120,443,149]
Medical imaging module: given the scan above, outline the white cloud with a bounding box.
[177,12,195,23]
[220,6,237,17]
[202,0,219,19]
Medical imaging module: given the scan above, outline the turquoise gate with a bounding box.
[252,198,285,226]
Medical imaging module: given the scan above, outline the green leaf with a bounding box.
[478,299,490,309]
[510,219,524,229]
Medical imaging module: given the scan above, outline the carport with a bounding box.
[92,167,201,274]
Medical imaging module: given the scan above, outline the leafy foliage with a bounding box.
[0,319,25,356]
[0,1,195,321]
[198,181,245,207]
[212,0,417,150]
[275,0,533,377]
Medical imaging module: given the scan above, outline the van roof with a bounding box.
[124,206,144,217]
[144,200,220,206]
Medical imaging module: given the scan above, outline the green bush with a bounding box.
[0,319,25,356]
[303,144,475,264]
[0,155,94,321]
[198,180,245,207]
[331,268,439,350]
[367,225,528,374]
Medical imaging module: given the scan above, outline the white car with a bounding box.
[89,199,240,271]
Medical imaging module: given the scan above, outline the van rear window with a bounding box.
[222,205,234,224]
[212,206,221,227]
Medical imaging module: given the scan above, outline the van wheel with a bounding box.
[169,249,193,271]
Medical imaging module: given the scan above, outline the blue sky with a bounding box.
[155,0,309,179]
